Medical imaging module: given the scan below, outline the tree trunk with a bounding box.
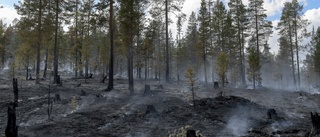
[43,47,49,78]
[53,0,59,84]
[165,0,169,82]
[294,16,300,90]
[241,29,246,85]
[289,23,296,87]
[128,43,134,93]
[36,0,42,84]
[74,0,79,78]
[106,0,114,91]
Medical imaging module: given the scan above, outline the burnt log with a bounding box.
[267,109,278,120]
[5,102,18,137]
[310,112,320,136]
[214,81,219,89]
[12,78,18,107]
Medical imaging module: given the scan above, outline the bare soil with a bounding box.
[0,76,319,137]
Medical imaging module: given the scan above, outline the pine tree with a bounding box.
[247,0,272,86]
[105,0,114,91]
[216,51,228,88]
[185,12,198,68]
[15,0,51,83]
[313,27,320,85]
[118,0,140,93]
[228,0,248,86]
[212,0,227,51]
[247,47,260,89]
[291,0,310,89]
[198,0,210,86]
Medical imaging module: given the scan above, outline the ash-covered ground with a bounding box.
[0,75,319,137]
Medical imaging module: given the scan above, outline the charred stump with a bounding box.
[100,75,107,83]
[56,75,62,86]
[214,81,220,89]
[144,84,151,95]
[144,105,157,117]
[186,130,197,137]
[80,90,86,96]
[267,109,278,120]
[12,78,18,107]
[310,112,320,136]
[28,74,34,80]
[5,102,18,137]
[88,73,93,78]
[54,94,61,101]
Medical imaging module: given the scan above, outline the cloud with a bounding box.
[263,0,307,17]
[0,5,20,26]
[303,7,320,33]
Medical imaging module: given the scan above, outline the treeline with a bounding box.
[0,0,318,91]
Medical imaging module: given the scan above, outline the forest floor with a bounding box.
[0,74,319,137]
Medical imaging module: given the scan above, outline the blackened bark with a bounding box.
[106,0,114,91]
[5,102,17,137]
[12,78,18,107]
[53,0,59,84]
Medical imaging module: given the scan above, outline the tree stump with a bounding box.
[99,75,107,83]
[144,105,157,116]
[186,130,196,137]
[28,74,34,80]
[267,109,278,120]
[12,78,18,107]
[5,102,18,137]
[214,81,220,89]
[80,90,86,96]
[56,75,62,86]
[144,84,151,95]
[89,73,93,78]
[310,112,320,136]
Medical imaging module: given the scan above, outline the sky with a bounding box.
[1,0,320,54]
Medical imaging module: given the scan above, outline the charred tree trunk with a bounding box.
[165,0,169,82]
[186,130,196,137]
[36,0,43,84]
[310,112,320,136]
[12,78,18,107]
[43,47,49,78]
[105,0,114,91]
[5,102,17,137]
[53,0,59,84]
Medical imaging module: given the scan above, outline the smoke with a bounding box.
[221,105,255,136]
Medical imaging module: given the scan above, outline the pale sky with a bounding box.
[1,0,320,54]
